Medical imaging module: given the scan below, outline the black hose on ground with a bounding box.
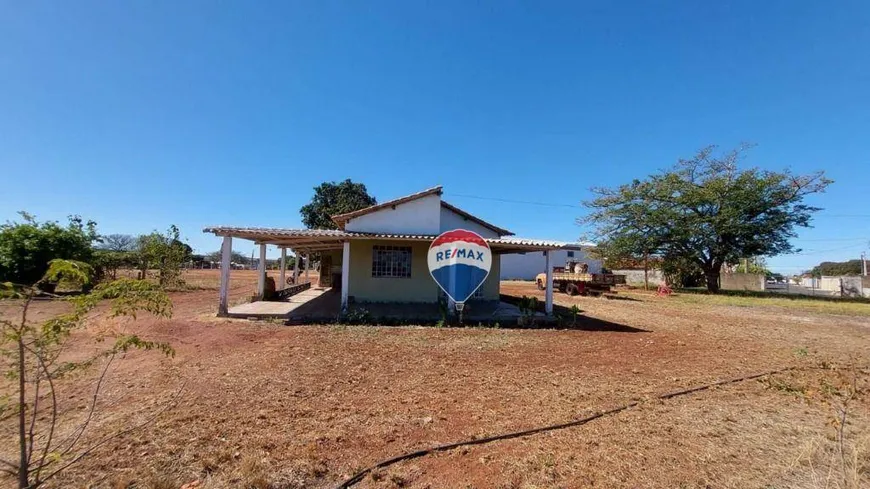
[334,365,821,488]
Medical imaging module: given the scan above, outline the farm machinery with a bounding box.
[535,260,626,297]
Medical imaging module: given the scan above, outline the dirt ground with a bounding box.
[1,270,868,488]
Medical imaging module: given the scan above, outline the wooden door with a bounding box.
[320,255,332,287]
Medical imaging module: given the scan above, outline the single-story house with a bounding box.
[203,186,567,318]
[500,244,601,280]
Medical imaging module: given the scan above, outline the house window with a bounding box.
[567,251,575,258]
[371,245,412,278]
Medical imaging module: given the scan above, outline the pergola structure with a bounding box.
[203,226,565,317]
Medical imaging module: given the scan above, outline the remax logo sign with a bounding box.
[427,229,492,307]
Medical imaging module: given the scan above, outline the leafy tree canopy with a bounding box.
[811,259,863,276]
[300,179,377,229]
[0,212,99,285]
[582,145,832,292]
[92,249,139,280]
[730,257,771,275]
[136,225,191,286]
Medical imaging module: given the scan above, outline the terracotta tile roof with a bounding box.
[330,186,443,228]
[439,200,513,236]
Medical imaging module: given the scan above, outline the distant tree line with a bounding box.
[810,259,864,277]
[199,250,303,270]
[0,212,193,290]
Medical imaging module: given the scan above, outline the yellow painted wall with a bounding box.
[477,253,500,300]
[348,240,440,303]
[347,240,501,303]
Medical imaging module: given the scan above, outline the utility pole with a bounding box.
[862,251,867,276]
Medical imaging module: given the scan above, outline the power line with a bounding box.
[446,193,583,208]
[784,243,867,256]
[795,237,869,242]
[446,193,870,219]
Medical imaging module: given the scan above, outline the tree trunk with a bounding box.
[18,338,28,488]
[704,268,720,293]
[643,252,649,291]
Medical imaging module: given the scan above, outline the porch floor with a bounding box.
[226,287,337,319]
[225,287,546,324]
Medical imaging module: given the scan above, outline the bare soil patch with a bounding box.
[1,272,868,488]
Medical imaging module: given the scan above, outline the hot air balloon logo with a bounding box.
[427,229,492,311]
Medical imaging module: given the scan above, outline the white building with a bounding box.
[500,244,601,280]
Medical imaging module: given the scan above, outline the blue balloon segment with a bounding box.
[430,263,489,303]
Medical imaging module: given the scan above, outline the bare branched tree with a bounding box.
[96,234,137,253]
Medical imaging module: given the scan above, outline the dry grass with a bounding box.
[0,273,868,488]
[667,291,870,317]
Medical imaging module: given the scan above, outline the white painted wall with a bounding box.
[614,269,665,286]
[820,276,843,292]
[345,194,442,235]
[439,206,501,238]
[500,249,602,280]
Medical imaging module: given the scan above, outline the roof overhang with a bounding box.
[203,226,564,253]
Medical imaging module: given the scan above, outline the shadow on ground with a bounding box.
[603,294,643,302]
[549,302,648,332]
[270,290,650,332]
[499,294,649,332]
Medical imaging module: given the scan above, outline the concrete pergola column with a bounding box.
[257,243,267,300]
[218,236,232,316]
[279,248,286,289]
[341,241,350,311]
[544,250,554,315]
[292,249,300,283]
[304,251,310,283]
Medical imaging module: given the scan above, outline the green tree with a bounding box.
[300,179,377,229]
[582,145,832,292]
[135,226,191,286]
[0,213,99,287]
[0,260,173,488]
[811,259,863,276]
[659,253,705,288]
[731,257,771,275]
[91,249,137,280]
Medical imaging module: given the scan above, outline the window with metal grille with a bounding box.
[371,245,412,278]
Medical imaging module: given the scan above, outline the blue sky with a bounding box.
[1,1,868,273]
